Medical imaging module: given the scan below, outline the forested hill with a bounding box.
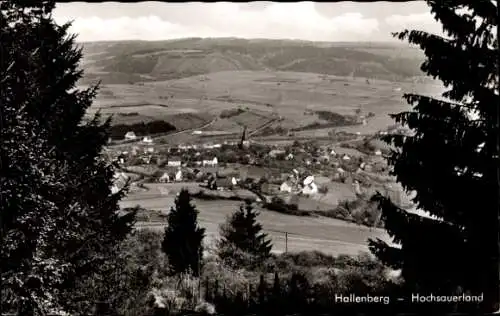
[79,37,426,85]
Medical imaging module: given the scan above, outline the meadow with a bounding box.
[85,70,444,143]
[121,182,391,256]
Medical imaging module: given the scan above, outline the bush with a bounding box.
[109,120,176,140]
[263,197,310,216]
[219,108,245,119]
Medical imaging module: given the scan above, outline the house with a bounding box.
[144,147,154,154]
[330,149,337,156]
[342,155,351,161]
[301,176,318,195]
[159,172,170,183]
[175,169,183,182]
[167,156,182,167]
[203,157,218,166]
[142,136,153,144]
[374,150,382,156]
[124,131,137,140]
[286,153,294,160]
[280,181,293,193]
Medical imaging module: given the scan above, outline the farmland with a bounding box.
[123,183,391,256]
[80,38,444,143]
[85,70,443,143]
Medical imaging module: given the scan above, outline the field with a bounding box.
[79,38,445,141]
[85,70,443,142]
[121,182,391,256]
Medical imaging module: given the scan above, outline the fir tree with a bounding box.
[162,189,205,277]
[0,1,136,314]
[218,200,273,263]
[369,0,498,312]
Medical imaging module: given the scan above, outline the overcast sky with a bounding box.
[53,1,443,43]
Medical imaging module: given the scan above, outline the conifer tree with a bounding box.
[218,200,273,263]
[1,1,137,314]
[162,189,205,277]
[369,0,498,312]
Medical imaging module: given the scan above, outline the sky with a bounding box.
[53,1,443,43]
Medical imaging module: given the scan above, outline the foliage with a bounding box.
[218,201,273,266]
[0,1,136,314]
[219,108,245,119]
[204,252,401,315]
[109,120,176,140]
[162,189,206,277]
[369,0,499,312]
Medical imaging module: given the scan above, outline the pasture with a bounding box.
[121,182,391,256]
[85,70,443,138]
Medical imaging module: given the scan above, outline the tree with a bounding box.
[368,0,498,312]
[0,1,136,314]
[162,189,205,277]
[218,200,273,264]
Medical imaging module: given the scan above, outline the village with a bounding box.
[108,124,413,227]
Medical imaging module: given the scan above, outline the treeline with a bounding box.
[109,120,176,139]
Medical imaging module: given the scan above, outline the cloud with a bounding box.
[54,2,380,42]
[385,13,442,35]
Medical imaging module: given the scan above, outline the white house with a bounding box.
[124,131,137,140]
[167,157,182,167]
[374,150,382,156]
[231,177,238,186]
[342,155,351,161]
[142,136,153,144]
[330,149,337,156]
[301,176,318,195]
[175,169,183,182]
[286,153,294,161]
[203,157,218,167]
[159,172,170,183]
[280,181,293,193]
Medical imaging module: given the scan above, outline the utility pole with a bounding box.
[285,232,288,253]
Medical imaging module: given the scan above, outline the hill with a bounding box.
[79,38,426,85]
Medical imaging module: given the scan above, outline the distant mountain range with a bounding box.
[79,37,427,85]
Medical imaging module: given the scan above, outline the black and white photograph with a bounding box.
[1,0,498,315]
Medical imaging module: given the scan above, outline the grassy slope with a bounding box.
[79,38,425,85]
